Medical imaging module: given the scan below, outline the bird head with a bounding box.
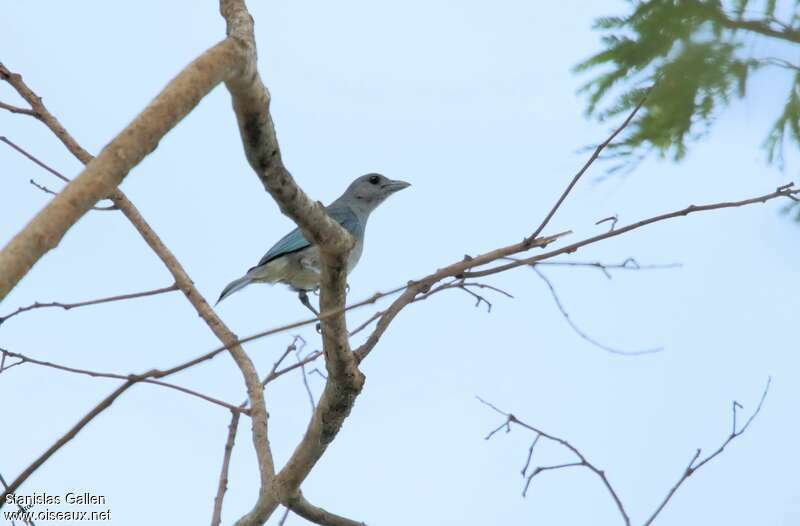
[343,173,411,212]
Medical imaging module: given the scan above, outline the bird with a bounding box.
[217,173,410,311]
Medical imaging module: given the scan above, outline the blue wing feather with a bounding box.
[250,207,361,270]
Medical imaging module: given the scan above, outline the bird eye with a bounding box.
[368,175,380,185]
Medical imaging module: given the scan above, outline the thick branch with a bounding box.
[220,0,352,256]
[1,26,278,520]
[219,2,361,522]
[0,39,238,299]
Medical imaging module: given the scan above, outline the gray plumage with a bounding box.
[217,173,410,304]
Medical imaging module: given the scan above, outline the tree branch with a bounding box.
[0,348,244,414]
[1,16,278,520]
[464,184,800,279]
[0,379,138,503]
[285,493,366,526]
[0,284,178,325]
[0,100,38,117]
[642,377,771,526]
[218,2,366,522]
[478,376,771,525]
[531,266,662,356]
[529,88,651,239]
[0,43,239,299]
[211,410,241,526]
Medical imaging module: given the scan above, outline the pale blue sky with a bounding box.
[1,1,798,525]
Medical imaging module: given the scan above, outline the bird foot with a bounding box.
[298,291,323,333]
[298,290,319,316]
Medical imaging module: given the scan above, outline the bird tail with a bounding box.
[216,275,253,305]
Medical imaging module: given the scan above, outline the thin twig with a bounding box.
[535,258,681,280]
[28,179,117,211]
[529,87,652,239]
[0,135,68,182]
[0,348,244,414]
[0,380,139,502]
[520,435,541,477]
[465,184,800,280]
[0,284,179,325]
[296,349,316,414]
[595,215,619,231]
[0,101,38,117]
[349,310,385,337]
[642,377,771,526]
[0,471,35,526]
[476,396,630,525]
[532,267,663,356]
[479,378,771,526]
[523,462,584,497]
[211,410,241,526]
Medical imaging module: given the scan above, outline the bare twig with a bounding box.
[532,267,662,356]
[529,88,651,239]
[349,310,385,337]
[415,279,514,313]
[523,462,584,497]
[0,284,179,325]
[595,215,619,231]
[267,351,323,386]
[296,349,316,414]
[308,368,327,380]
[211,410,241,526]
[535,258,681,280]
[0,136,114,210]
[285,493,367,526]
[479,378,771,526]
[464,184,800,280]
[0,348,244,414]
[476,396,630,525]
[0,471,35,525]
[520,435,541,477]
[0,101,38,117]
[28,179,117,211]
[0,380,138,503]
[0,135,69,182]
[642,377,771,526]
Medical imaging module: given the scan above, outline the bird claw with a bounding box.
[298,290,320,317]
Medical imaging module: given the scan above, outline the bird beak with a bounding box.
[382,179,411,193]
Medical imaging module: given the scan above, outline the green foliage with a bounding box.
[764,72,800,166]
[577,0,800,173]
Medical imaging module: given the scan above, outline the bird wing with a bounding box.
[250,206,361,271]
